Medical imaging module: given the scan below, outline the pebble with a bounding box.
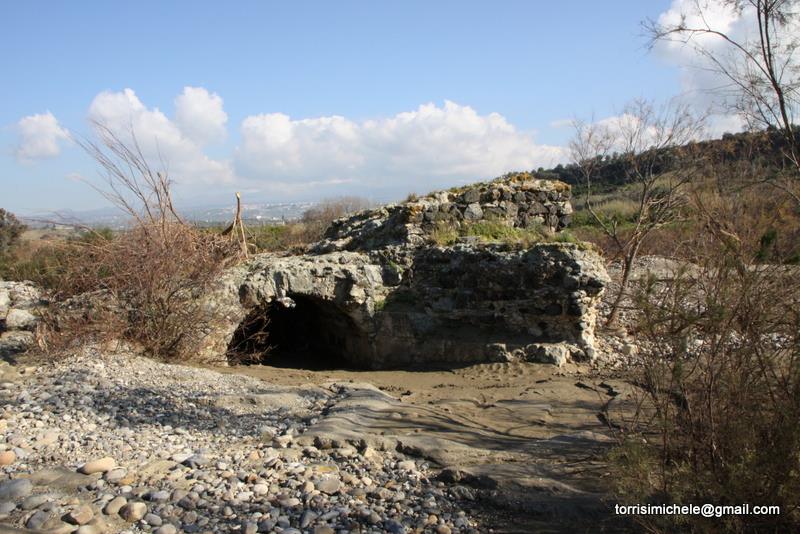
[103,496,127,515]
[0,450,16,466]
[104,468,127,483]
[144,512,163,526]
[65,504,94,525]
[300,509,317,528]
[0,350,479,533]
[80,457,116,474]
[0,478,32,500]
[0,502,16,514]
[120,501,147,522]
[316,477,341,494]
[26,510,51,529]
[21,493,51,510]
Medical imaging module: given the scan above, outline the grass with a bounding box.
[430,218,586,249]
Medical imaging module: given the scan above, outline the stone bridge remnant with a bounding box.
[200,173,609,369]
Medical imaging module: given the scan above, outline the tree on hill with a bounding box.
[0,208,26,257]
[645,0,799,177]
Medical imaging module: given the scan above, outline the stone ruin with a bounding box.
[199,173,610,369]
[0,281,44,361]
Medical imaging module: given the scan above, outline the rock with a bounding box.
[0,478,33,500]
[315,477,340,495]
[79,457,116,474]
[299,510,317,528]
[397,460,416,471]
[120,501,147,522]
[26,510,52,529]
[21,493,52,510]
[0,450,16,466]
[0,502,16,514]
[525,343,573,366]
[154,526,178,534]
[65,504,94,525]
[436,526,452,534]
[76,525,104,534]
[462,203,484,221]
[103,468,127,483]
[103,496,126,515]
[4,308,37,330]
[314,527,335,534]
[40,517,75,534]
[144,513,163,526]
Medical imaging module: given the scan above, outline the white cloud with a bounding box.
[236,100,566,196]
[15,112,69,162]
[15,92,570,201]
[549,118,574,129]
[174,86,227,146]
[87,88,234,184]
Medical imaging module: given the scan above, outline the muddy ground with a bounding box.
[212,358,638,533]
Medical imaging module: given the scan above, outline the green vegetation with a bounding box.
[0,208,26,256]
[430,218,584,249]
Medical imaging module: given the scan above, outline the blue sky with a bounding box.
[1,1,702,213]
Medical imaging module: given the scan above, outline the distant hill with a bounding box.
[533,127,799,192]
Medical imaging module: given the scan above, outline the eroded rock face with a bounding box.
[315,172,573,253]
[0,280,45,360]
[199,174,610,369]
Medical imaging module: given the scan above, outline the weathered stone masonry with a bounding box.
[198,173,609,369]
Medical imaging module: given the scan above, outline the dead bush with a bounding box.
[37,123,241,360]
[299,196,373,243]
[610,186,800,532]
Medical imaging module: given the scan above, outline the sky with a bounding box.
[0,0,746,214]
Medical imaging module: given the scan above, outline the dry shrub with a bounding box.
[36,123,241,360]
[40,222,238,360]
[610,184,800,532]
[299,196,372,243]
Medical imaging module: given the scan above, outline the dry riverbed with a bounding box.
[216,354,637,533]
[0,342,638,534]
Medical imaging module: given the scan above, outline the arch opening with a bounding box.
[226,295,368,370]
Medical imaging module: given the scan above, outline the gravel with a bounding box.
[0,348,482,533]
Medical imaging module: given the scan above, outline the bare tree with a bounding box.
[570,99,705,327]
[645,0,799,173]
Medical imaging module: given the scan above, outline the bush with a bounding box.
[609,186,800,532]
[37,122,243,361]
[248,223,315,252]
[0,208,26,259]
[299,196,372,243]
[42,222,237,359]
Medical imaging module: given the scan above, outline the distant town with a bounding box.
[21,201,317,230]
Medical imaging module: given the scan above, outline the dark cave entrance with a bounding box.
[226,295,367,370]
